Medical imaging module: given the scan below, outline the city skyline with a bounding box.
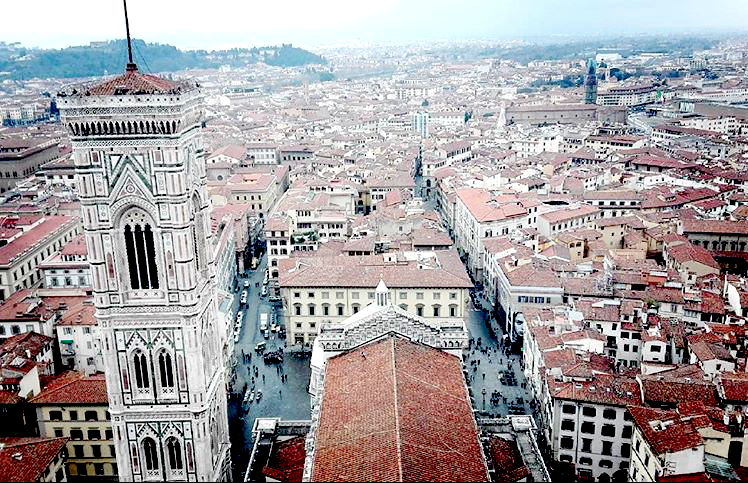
[4,0,748,51]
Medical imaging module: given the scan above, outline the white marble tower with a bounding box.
[58,61,231,481]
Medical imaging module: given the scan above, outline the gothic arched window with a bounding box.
[166,437,183,470]
[143,437,159,471]
[123,214,159,290]
[133,351,149,389]
[158,351,175,388]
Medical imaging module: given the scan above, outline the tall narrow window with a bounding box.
[159,352,174,388]
[144,225,159,288]
[192,225,200,270]
[166,438,183,470]
[143,438,158,471]
[133,351,149,389]
[134,225,150,286]
[124,221,159,290]
[124,226,140,289]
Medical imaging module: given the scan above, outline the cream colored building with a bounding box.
[31,373,116,480]
[0,215,81,302]
[278,250,472,345]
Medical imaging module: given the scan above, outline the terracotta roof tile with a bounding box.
[279,250,472,289]
[312,336,488,482]
[81,67,188,96]
[0,437,68,482]
[486,437,530,482]
[263,436,306,482]
[627,406,703,455]
[30,371,107,405]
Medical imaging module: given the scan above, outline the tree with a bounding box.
[421,99,429,107]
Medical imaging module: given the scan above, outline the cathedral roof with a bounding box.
[77,65,191,97]
[311,335,489,482]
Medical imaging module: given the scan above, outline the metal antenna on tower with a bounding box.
[123,0,137,71]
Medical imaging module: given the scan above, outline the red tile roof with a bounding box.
[548,374,642,407]
[639,367,718,407]
[0,216,77,266]
[666,242,720,270]
[628,406,703,455]
[279,250,472,289]
[312,336,488,482]
[60,234,87,256]
[682,219,748,236]
[81,66,188,96]
[263,435,306,482]
[30,371,107,405]
[0,437,68,482]
[717,372,748,403]
[486,437,530,482]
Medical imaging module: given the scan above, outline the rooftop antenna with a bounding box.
[123,0,137,71]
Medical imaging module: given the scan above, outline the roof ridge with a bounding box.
[391,337,404,482]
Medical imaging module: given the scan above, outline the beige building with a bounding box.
[278,250,472,345]
[30,372,116,480]
[0,215,81,301]
[0,137,61,193]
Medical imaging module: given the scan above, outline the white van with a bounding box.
[260,313,269,332]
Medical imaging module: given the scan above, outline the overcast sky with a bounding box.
[4,0,748,50]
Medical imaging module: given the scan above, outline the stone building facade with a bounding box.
[58,64,231,482]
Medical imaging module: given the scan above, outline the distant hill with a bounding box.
[0,40,327,80]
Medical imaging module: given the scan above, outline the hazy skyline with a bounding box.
[4,0,748,51]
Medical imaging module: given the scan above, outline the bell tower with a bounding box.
[57,7,231,480]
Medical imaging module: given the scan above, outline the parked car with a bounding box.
[261,286,267,297]
[255,342,266,353]
[234,333,240,343]
[243,280,250,288]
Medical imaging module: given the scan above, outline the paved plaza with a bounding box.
[227,253,311,481]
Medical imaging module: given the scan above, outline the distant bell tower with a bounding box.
[56,1,231,481]
[584,59,598,105]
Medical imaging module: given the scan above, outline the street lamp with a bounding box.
[482,388,487,409]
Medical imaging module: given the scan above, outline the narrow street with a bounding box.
[463,298,532,418]
[416,171,533,418]
[227,252,311,481]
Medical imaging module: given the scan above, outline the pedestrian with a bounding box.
[279,389,282,397]
[483,373,485,380]
[262,374,265,383]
